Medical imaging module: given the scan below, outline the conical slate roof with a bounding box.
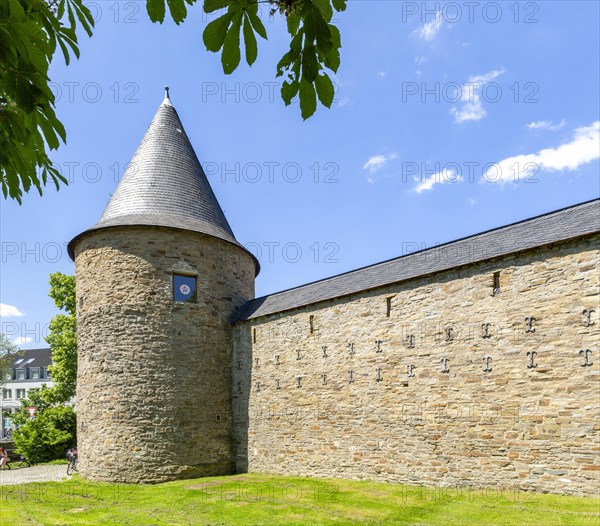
[69,89,259,274]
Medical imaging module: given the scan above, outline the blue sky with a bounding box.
[1,0,599,348]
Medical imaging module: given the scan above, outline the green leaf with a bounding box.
[204,0,230,13]
[301,45,319,82]
[247,7,267,40]
[321,45,340,72]
[146,0,166,23]
[37,117,59,150]
[286,12,301,36]
[71,0,95,37]
[167,0,187,24]
[313,0,333,22]
[315,73,334,107]
[290,30,303,54]
[313,9,332,54]
[243,15,257,66]
[299,78,317,120]
[221,12,242,74]
[332,0,347,11]
[329,23,341,49]
[281,80,299,106]
[203,12,232,52]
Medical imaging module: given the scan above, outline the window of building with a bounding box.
[16,369,26,380]
[16,389,26,399]
[39,368,45,379]
[31,368,40,380]
[14,359,24,366]
[173,273,197,303]
[2,389,12,400]
[492,271,501,296]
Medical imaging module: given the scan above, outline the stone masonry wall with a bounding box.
[233,234,600,495]
[75,226,255,483]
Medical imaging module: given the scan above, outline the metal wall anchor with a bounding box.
[375,340,383,353]
[406,334,415,348]
[527,351,538,369]
[322,345,328,358]
[296,376,302,388]
[376,368,382,382]
[407,364,416,378]
[347,342,355,355]
[275,355,280,365]
[441,357,450,373]
[579,349,593,367]
[255,381,261,392]
[321,373,328,385]
[275,378,281,389]
[348,370,354,383]
[254,357,259,367]
[483,356,492,372]
[582,309,595,327]
[296,349,302,361]
[445,327,454,341]
[481,323,491,339]
[525,317,536,333]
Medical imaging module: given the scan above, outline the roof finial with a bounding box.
[164,85,170,100]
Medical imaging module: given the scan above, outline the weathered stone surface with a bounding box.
[74,226,255,483]
[233,234,600,496]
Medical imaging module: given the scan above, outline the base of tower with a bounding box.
[78,460,236,484]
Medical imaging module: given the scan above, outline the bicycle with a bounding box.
[66,448,78,475]
[14,455,31,468]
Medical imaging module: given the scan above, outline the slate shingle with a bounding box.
[68,92,259,273]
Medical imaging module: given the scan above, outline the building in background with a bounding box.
[1,348,53,438]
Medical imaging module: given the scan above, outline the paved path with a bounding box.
[0,464,69,485]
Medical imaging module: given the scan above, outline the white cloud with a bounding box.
[376,71,386,79]
[450,69,505,124]
[414,168,464,193]
[13,337,32,345]
[526,119,566,131]
[412,13,443,41]
[0,303,23,317]
[363,153,398,174]
[483,121,600,183]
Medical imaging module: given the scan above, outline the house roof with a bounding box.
[237,199,600,321]
[68,88,259,274]
[8,348,52,369]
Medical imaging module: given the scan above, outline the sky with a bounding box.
[1,0,599,349]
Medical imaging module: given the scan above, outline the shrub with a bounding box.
[11,388,76,463]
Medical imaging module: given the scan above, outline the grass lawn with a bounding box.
[0,473,598,525]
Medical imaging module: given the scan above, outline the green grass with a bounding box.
[0,473,598,525]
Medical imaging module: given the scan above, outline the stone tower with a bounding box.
[68,89,259,483]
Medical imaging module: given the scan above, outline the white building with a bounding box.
[1,348,53,438]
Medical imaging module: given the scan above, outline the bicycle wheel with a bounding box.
[67,460,75,475]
